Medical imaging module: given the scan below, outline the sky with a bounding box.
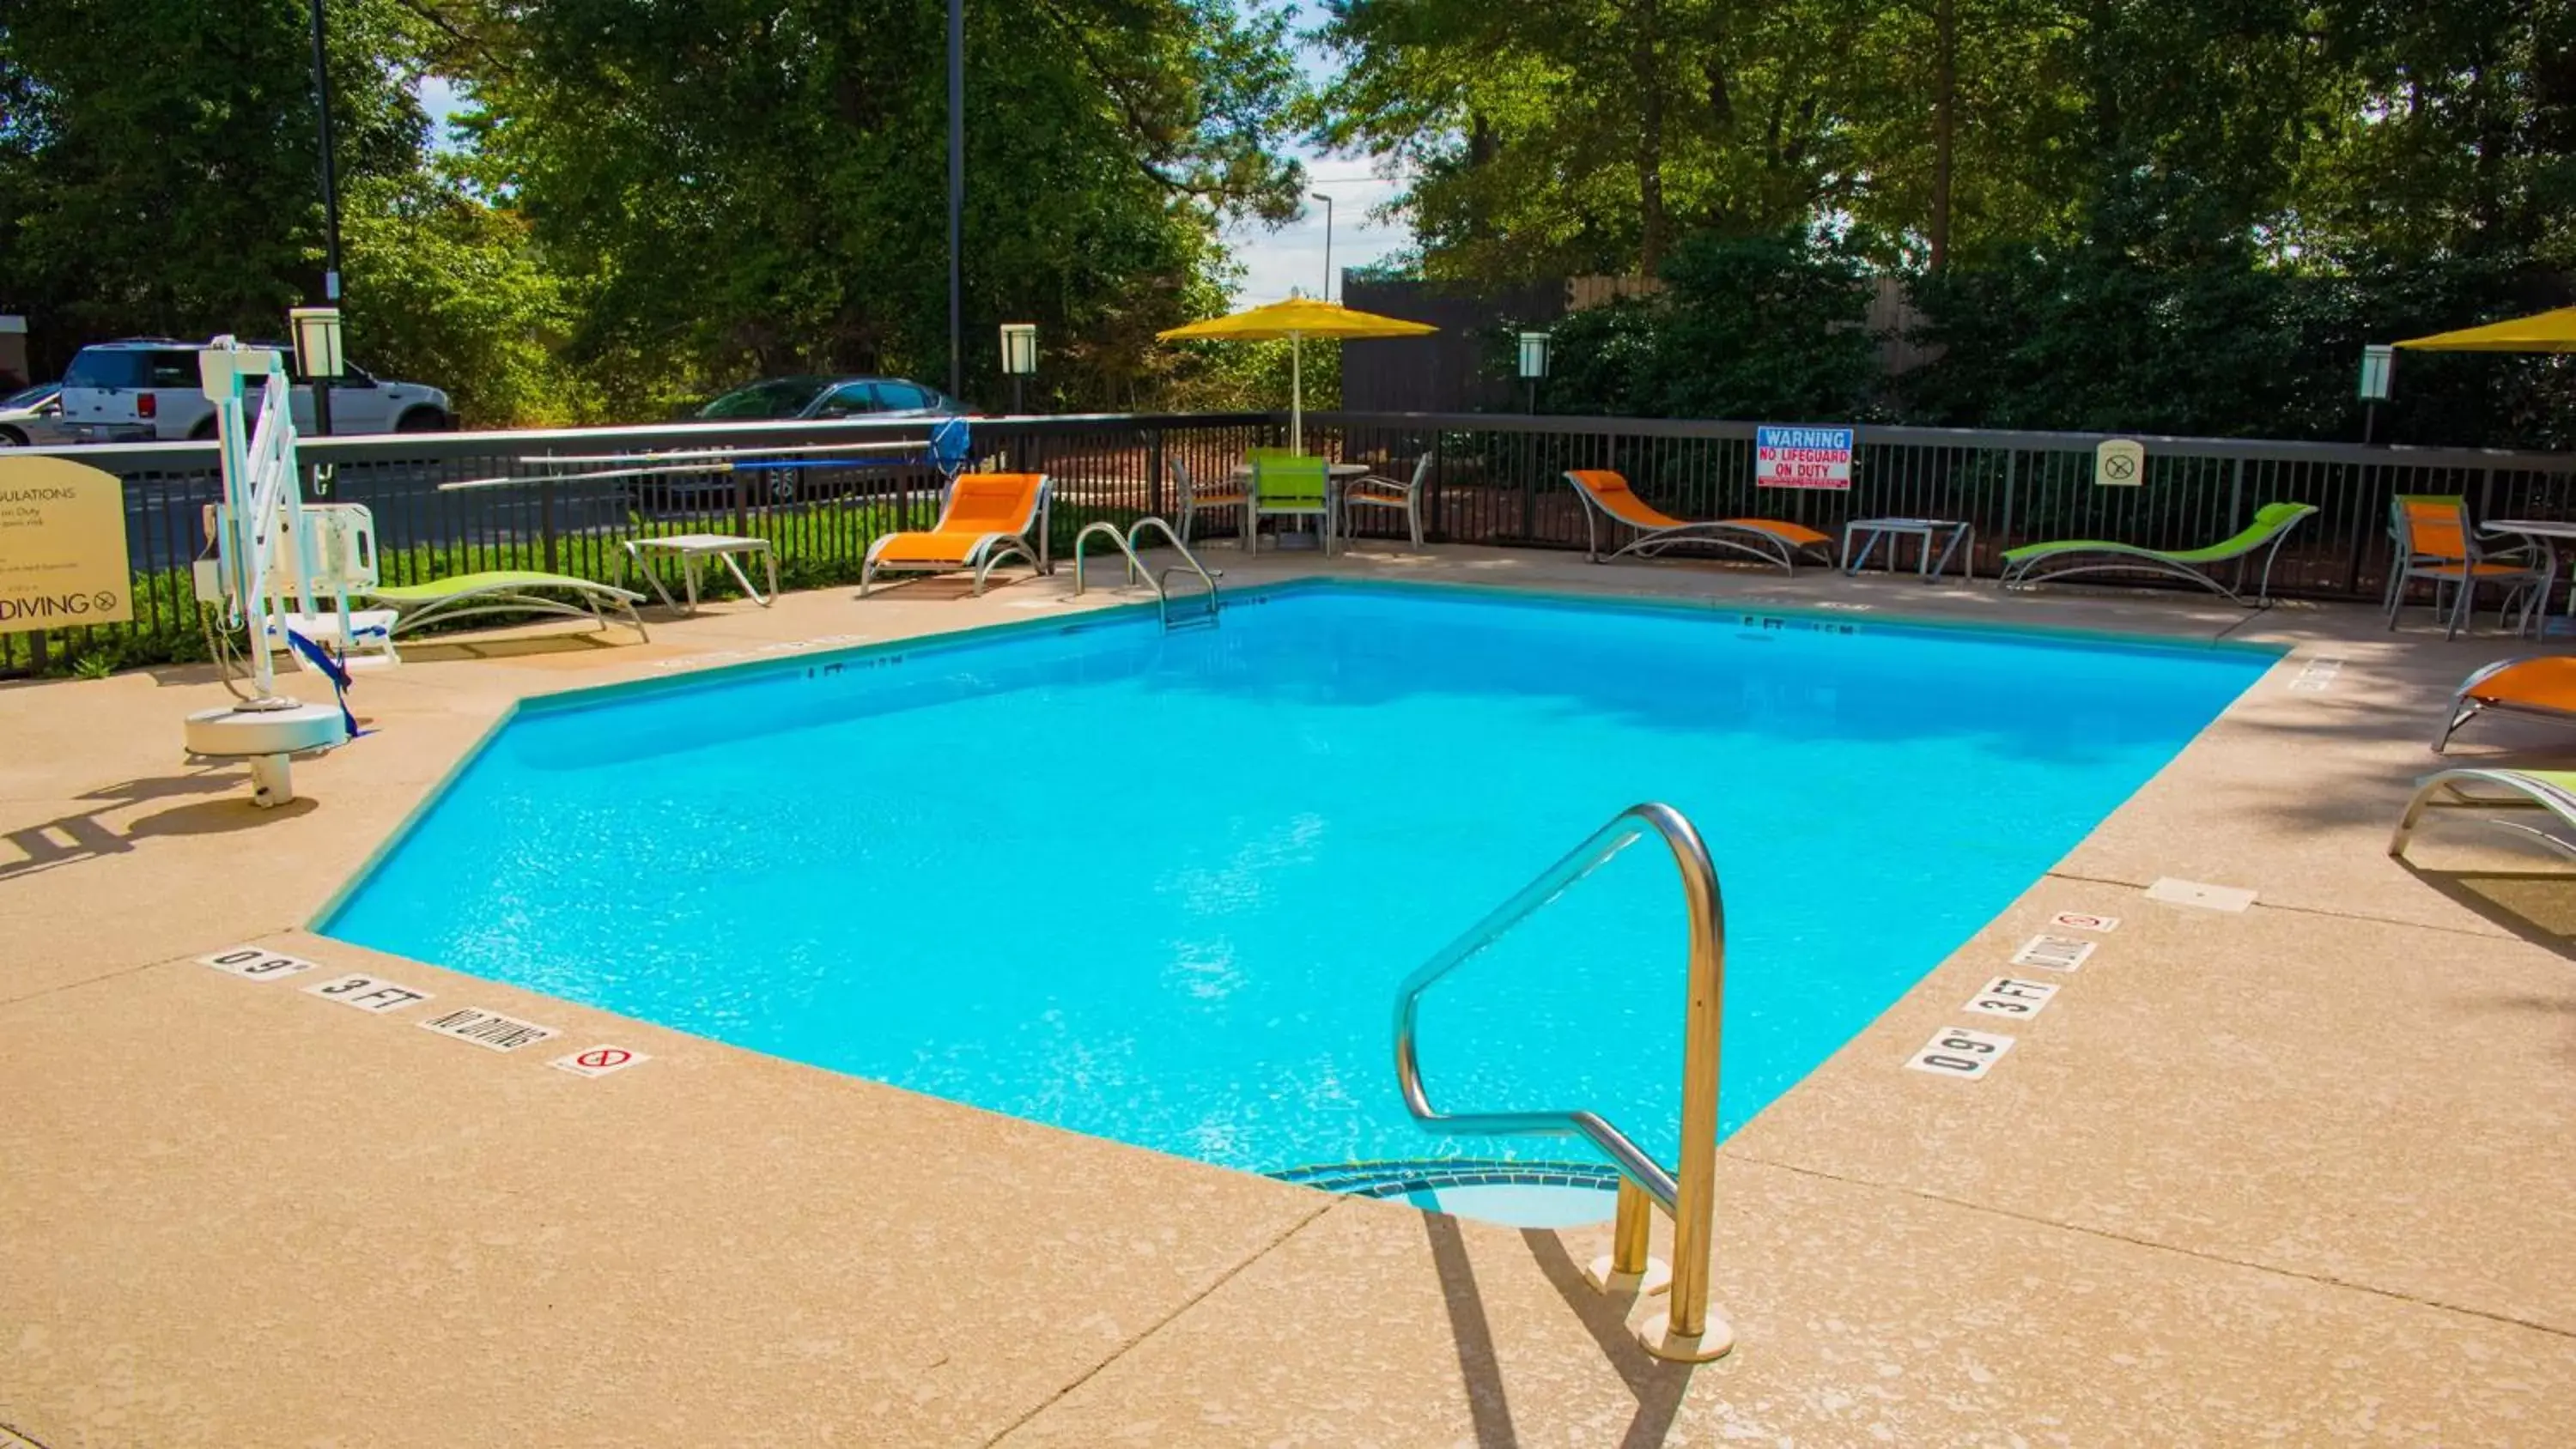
[412,6,1413,306]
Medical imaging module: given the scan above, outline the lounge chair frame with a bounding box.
[369,572,649,643]
[2390,767,2576,862]
[1564,471,1831,573]
[1996,503,2318,606]
[860,475,1053,597]
[2434,655,2576,753]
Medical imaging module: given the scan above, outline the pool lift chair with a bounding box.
[182,337,361,807]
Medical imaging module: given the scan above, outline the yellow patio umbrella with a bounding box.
[2395,306,2576,352]
[1158,295,1437,452]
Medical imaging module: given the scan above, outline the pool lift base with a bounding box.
[183,695,349,808]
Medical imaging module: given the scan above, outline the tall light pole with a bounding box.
[1310,191,1333,301]
[306,0,341,438]
[947,0,964,399]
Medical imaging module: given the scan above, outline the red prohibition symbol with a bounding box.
[577,1048,632,1070]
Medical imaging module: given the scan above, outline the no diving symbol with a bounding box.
[551,1044,648,1078]
[2095,439,2145,487]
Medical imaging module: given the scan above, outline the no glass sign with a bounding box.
[0,456,132,632]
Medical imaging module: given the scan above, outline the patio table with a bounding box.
[1840,517,1974,581]
[616,533,778,615]
[2479,519,2576,636]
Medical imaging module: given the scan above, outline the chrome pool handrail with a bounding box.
[1071,517,1220,628]
[1390,801,1729,1359]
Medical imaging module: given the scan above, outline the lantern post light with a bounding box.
[1518,330,1552,414]
[999,323,1038,414]
[2358,343,2394,445]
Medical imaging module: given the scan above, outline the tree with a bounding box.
[446,0,1309,415]
[1542,229,1880,421]
[0,0,432,370]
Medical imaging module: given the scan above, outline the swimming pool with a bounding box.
[324,582,2275,1204]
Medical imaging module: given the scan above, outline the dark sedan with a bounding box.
[695,375,964,421]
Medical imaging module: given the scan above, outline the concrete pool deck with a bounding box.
[4,545,2573,1446]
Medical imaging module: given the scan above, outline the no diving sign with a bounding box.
[550,1044,648,1078]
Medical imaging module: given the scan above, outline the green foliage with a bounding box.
[455,0,1309,416]
[0,0,1306,422]
[0,0,430,352]
[1540,231,1880,421]
[340,172,593,426]
[1318,0,2576,444]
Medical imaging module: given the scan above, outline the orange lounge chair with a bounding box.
[860,472,1051,596]
[1563,469,1832,573]
[2436,656,2576,753]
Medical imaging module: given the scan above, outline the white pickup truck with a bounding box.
[58,337,453,442]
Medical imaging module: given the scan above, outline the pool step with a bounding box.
[1268,1158,1624,1200]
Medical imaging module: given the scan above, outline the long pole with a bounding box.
[1310,192,1333,301]
[946,0,964,400]
[306,0,339,438]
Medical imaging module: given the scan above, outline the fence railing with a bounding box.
[9,408,2572,675]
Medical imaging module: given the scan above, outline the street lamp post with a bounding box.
[999,323,1037,414]
[2357,343,2394,445]
[947,0,965,400]
[306,0,342,439]
[1518,330,1552,414]
[1310,191,1333,302]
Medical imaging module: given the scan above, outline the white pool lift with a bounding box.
[182,338,380,806]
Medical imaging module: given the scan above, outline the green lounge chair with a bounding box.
[365,570,649,642]
[2390,767,2576,862]
[1998,501,2318,605]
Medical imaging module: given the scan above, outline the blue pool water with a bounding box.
[324,583,2273,1178]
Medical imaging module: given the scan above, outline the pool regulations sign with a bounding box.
[1754,425,1856,489]
[0,456,131,632]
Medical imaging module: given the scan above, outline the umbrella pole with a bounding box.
[1291,331,1303,454]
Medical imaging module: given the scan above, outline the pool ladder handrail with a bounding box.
[1072,518,1221,629]
[1391,801,1731,1361]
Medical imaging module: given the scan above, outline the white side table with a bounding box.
[1841,518,1974,580]
[617,534,779,613]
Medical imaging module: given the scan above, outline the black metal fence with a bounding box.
[9,408,2572,676]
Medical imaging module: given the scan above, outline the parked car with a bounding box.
[57,338,453,443]
[0,382,70,446]
[693,375,964,422]
[628,374,965,507]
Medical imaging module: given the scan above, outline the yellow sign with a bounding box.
[0,455,133,633]
[2094,438,2145,487]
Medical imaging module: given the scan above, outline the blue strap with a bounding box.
[284,629,365,739]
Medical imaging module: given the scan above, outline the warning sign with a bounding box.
[421,1007,559,1053]
[1754,425,1855,490]
[550,1045,649,1078]
[0,455,132,633]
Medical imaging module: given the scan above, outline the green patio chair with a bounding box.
[1249,452,1333,555]
[1996,502,2318,605]
[2390,767,2576,862]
